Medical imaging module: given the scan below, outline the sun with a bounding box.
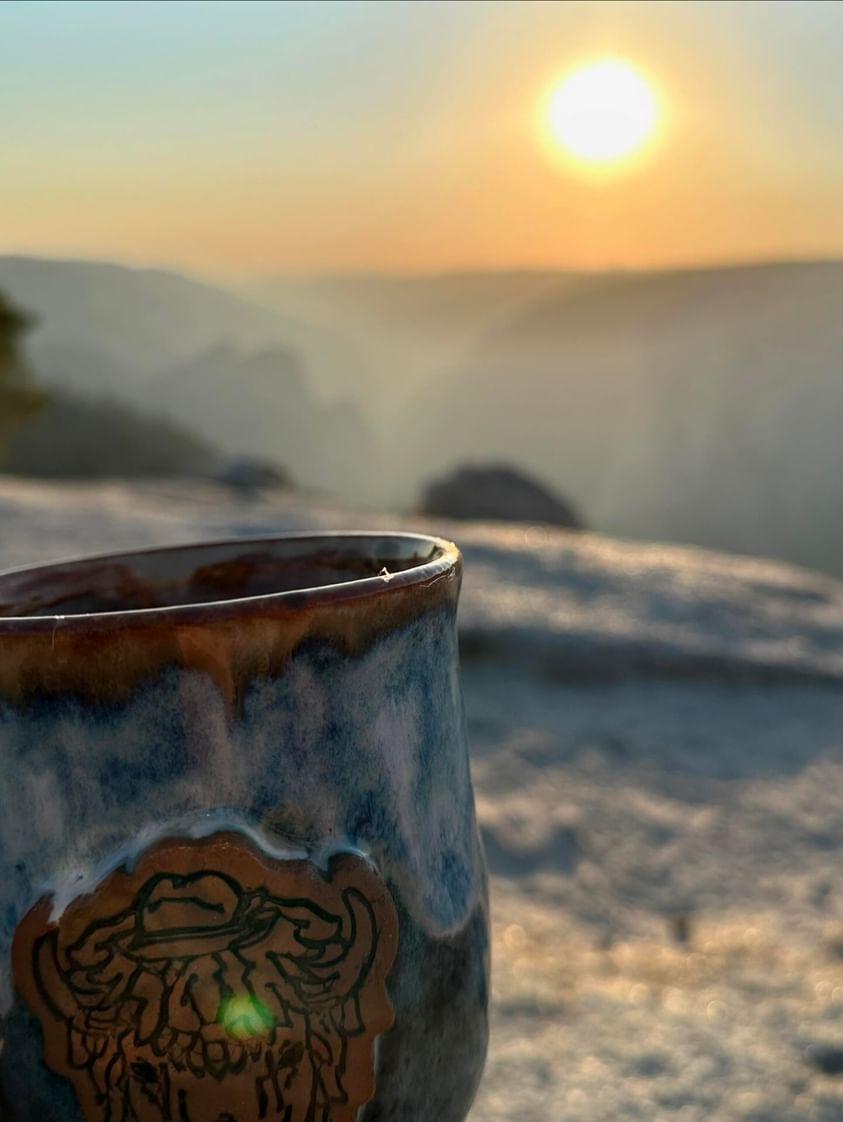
[546,59,660,169]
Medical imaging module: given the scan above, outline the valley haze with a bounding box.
[1,253,841,577]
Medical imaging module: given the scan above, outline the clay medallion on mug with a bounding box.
[12,832,399,1122]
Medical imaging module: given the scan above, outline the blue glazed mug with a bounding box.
[0,532,489,1121]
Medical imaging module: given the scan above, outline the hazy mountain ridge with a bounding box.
[0,256,374,498]
[4,254,843,573]
[0,256,289,371]
[403,259,843,575]
[251,270,590,342]
[151,343,376,495]
[249,270,597,427]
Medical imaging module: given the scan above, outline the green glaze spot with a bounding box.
[217,993,276,1041]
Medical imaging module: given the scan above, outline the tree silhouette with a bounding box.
[0,291,46,454]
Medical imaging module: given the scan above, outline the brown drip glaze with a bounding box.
[0,537,460,707]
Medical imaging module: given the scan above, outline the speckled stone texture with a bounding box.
[0,533,489,1121]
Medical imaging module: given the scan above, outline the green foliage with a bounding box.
[0,291,47,449]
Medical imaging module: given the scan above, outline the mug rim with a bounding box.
[0,530,461,631]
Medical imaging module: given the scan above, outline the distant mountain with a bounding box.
[151,344,376,497]
[0,256,290,373]
[248,271,594,429]
[6,254,843,575]
[154,343,310,452]
[405,260,843,576]
[0,253,378,402]
[0,256,376,500]
[252,270,589,344]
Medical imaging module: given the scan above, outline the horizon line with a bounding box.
[2,249,843,286]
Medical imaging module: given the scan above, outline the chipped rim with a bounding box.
[0,531,461,635]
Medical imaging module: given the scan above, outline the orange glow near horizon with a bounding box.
[2,3,843,275]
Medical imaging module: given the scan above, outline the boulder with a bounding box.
[421,463,583,528]
[217,456,291,492]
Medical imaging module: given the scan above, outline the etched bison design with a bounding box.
[13,833,398,1122]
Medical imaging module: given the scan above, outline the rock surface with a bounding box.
[422,464,583,529]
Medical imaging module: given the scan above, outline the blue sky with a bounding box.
[2,1,842,273]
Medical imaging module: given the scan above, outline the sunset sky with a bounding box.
[3,0,843,275]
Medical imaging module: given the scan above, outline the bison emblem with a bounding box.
[12,832,398,1122]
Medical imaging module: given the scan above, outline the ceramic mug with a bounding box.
[0,532,489,1121]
